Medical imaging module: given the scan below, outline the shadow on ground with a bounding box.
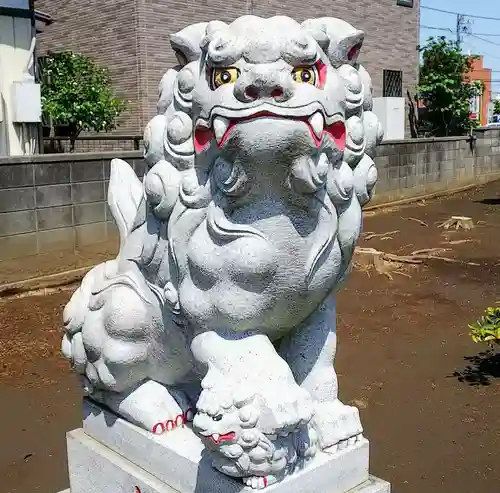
[474,198,500,205]
[452,350,500,386]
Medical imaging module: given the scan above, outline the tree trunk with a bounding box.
[69,126,81,153]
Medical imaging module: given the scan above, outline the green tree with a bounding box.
[41,51,126,151]
[417,37,482,137]
[494,99,500,115]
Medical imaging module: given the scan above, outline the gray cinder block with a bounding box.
[36,184,72,208]
[38,227,74,253]
[71,182,105,204]
[0,232,37,260]
[0,210,35,236]
[74,202,106,225]
[0,187,35,212]
[0,164,34,189]
[75,222,107,247]
[71,160,104,183]
[35,162,71,186]
[37,205,73,231]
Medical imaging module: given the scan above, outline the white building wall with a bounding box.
[0,1,39,156]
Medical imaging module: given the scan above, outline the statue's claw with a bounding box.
[243,475,279,490]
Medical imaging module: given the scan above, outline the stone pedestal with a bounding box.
[63,399,390,493]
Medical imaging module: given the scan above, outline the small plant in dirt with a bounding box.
[41,51,126,151]
[469,306,500,347]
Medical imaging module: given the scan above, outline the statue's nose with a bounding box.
[244,83,284,101]
[235,72,293,103]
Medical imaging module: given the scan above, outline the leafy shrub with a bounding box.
[469,307,500,346]
[41,51,126,151]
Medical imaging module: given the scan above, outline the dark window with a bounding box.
[383,70,403,98]
[397,0,413,6]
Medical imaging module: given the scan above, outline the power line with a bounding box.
[460,37,500,65]
[420,23,500,72]
[469,50,500,62]
[464,41,500,62]
[421,5,500,22]
[422,25,500,37]
[420,26,500,63]
[421,25,453,33]
[468,33,500,48]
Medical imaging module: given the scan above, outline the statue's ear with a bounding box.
[301,18,331,53]
[301,17,365,68]
[170,22,208,66]
[199,20,229,52]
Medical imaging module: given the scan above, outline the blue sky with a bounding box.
[420,0,500,98]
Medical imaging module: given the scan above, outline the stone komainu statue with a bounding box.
[62,16,383,490]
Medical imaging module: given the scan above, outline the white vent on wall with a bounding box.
[372,97,405,141]
[10,82,41,123]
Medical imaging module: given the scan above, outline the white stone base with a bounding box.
[60,477,389,493]
[352,478,390,493]
[60,478,389,493]
[64,398,390,493]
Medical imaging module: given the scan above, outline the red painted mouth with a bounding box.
[193,126,213,153]
[209,431,236,445]
[194,111,345,153]
[326,120,346,151]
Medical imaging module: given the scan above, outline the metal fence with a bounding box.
[43,135,143,153]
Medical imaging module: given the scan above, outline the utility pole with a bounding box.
[456,14,472,50]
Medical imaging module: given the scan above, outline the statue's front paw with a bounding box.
[193,368,309,480]
[311,400,364,450]
[258,383,313,437]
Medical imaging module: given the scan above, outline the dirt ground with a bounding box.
[1,181,500,493]
[0,240,118,286]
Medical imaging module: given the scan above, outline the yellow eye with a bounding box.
[292,67,317,85]
[212,67,240,89]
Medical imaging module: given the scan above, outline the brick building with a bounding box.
[467,56,492,127]
[34,0,420,136]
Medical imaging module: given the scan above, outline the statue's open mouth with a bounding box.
[194,111,345,153]
[208,431,236,445]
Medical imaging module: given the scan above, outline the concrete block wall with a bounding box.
[2,127,500,262]
[371,129,500,205]
[0,152,146,261]
[475,128,500,173]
